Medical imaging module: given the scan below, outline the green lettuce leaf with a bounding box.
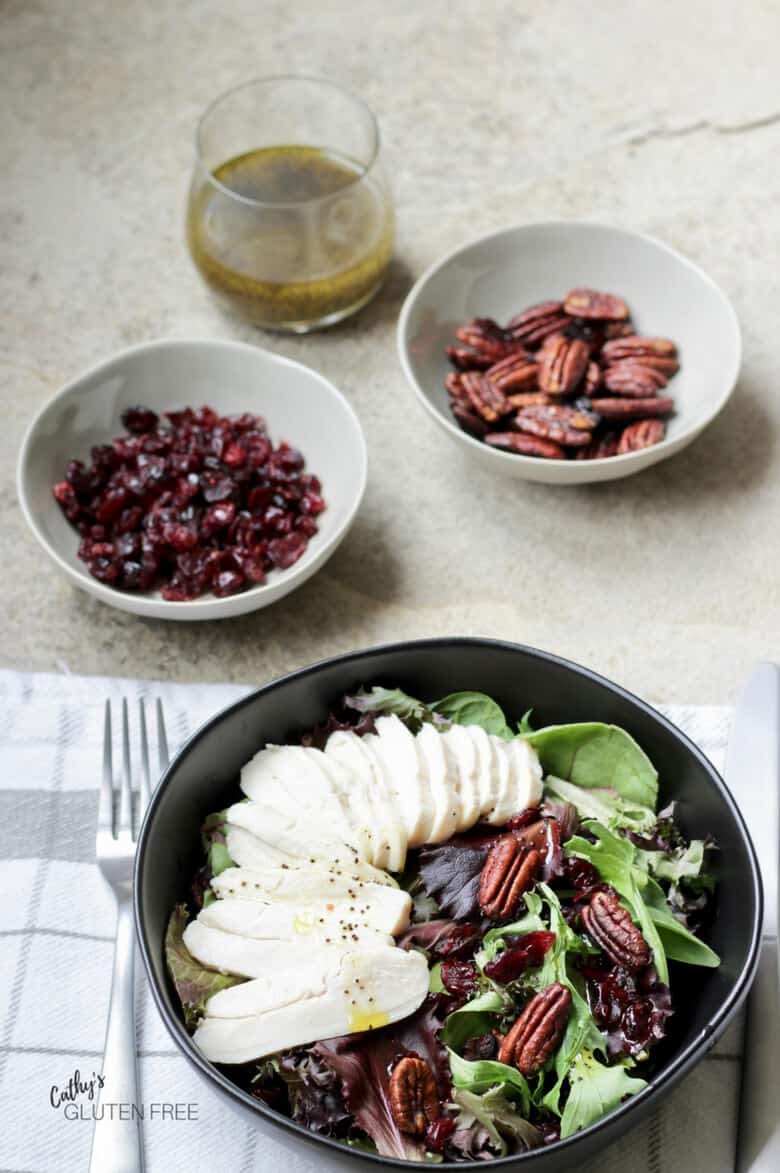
[450,1087,542,1156]
[165,905,245,1029]
[639,839,706,883]
[559,1050,646,1138]
[440,990,506,1050]
[430,692,513,739]
[479,892,545,964]
[544,776,656,834]
[344,686,438,731]
[202,810,234,878]
[517,709,536,736]
[524,723,658,809]
[565,822,720,982]
[447,1050,531,1116]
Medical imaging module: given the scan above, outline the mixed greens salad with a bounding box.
[166,686,719,1161]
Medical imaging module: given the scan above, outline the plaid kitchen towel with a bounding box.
[0,670,744,1173]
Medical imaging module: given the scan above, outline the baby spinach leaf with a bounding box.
[642,877,720,967]
[447,1050,532,1116]
[165,905,245,1029]
[451,1087,542,1156]
[430,692,513,739]
[524,723,658,809]
[544,776,656,834]
[559,1050,646,1138]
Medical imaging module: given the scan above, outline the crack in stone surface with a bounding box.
[616,110,780,147]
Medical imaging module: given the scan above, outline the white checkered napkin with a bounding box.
[0,671,742,1173]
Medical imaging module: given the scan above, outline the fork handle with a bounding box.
[89,898,144,1172]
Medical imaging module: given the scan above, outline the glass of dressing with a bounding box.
[186,76,395,332]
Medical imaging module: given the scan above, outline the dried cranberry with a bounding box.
[562,856,601,891]
[202,500,236,535]
[88,556,119,584]
[115,506,144,534]
[90,444,119,473]
[273,444,305,473]
[432,924,481,960]
[247,485,274,512]
[201,474,236,503]
[300,492,326,515]
[538,1122,561,1146]
[440,960,478,998]
[268,532,307,569]
[245,436,272,468]
[483,931,556,984]
[121,405,159,434]
[424,1118,455,1154]
[222,442,247,468]
[95,488,130,523]
[462,1033,498,1061]
[52,481,77,508]
[506,807,541,831]
[120,561,144,590]
[213,568,246,597]
[294,516,318,537]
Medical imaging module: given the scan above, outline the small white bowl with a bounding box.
[17,338,367,620]
[397,221,742,484]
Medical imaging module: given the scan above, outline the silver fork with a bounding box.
[90,698,169,1173]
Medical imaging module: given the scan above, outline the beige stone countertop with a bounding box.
[3,0,780,705]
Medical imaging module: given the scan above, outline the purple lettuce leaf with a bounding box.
[314,997,451,1159]
[418,830,499,920]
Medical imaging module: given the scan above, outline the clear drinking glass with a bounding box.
[186,76,395,332]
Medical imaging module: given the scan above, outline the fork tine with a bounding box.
[156,698,170,771]
[118,699,133,838]
[138,699,152,819]
[98,700,114,834]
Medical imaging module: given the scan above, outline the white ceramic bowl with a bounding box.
[17,338,367,620]
[397,221,742,484]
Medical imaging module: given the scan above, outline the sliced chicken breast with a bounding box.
[193,946,429,1063]
[200,890,408,941]
[325,730,402,870]
[416,721,460,843]
[211,864,401,904]
[368,715,435,847]
[441,724,481,831]
[225,800,361,865]
[223,823,392,886]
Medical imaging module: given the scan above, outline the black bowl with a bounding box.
[135,638,762,1170]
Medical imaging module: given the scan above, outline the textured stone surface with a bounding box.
[2,0,780,703]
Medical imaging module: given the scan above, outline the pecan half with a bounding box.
[563,288,629,321]
[450,401,491,438]
[507,301,570,348]
[537,334,589,395]
[515,404,597,448]
[590,396,673,419]
[445,372,467,401]
[575,430,620,459]
[581,889,651,971]
[461,371,510,422]
[479,835,542,919]
[446,345,494,371]
[603,363,668,397]
[604,319,636,340]
[506,391,553,410]
[389,1057,440,1136]
[498,983,572,1075]
[585,361,603,395]
[456,319,523,362]
[485,352,539,392]
[617,418,666,453]
[602,336,677,363]
[484,432,566,459]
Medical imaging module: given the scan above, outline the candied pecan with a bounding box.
[450,401,491,438]
[485,352,539,392]
[617,418,666,453]
[563,319,606,355]
[479,835,542,919]
[445,372,467,401]
[455,319,523,361]
[563,288,629,321]
[603,363,668,397]
[446,346,494,371]
[389,1057,440,1136]
[484,432,566,459]
[590,397,673,419]
[575,430,621,459]
[604,319,636,340]
[515,412,592,449]
[581,889,651,971]
[537,334,589,395]
[498,983,572,1074]
[506,391,553,410]
[602,336,677,363]
[461,371,510,422]
[520,403,599,430]
[585,361,603,395]
[507,301,570,348]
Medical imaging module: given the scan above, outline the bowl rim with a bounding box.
[16,335,368,618]
[396,219,743,472]
[134,636,763,1167]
